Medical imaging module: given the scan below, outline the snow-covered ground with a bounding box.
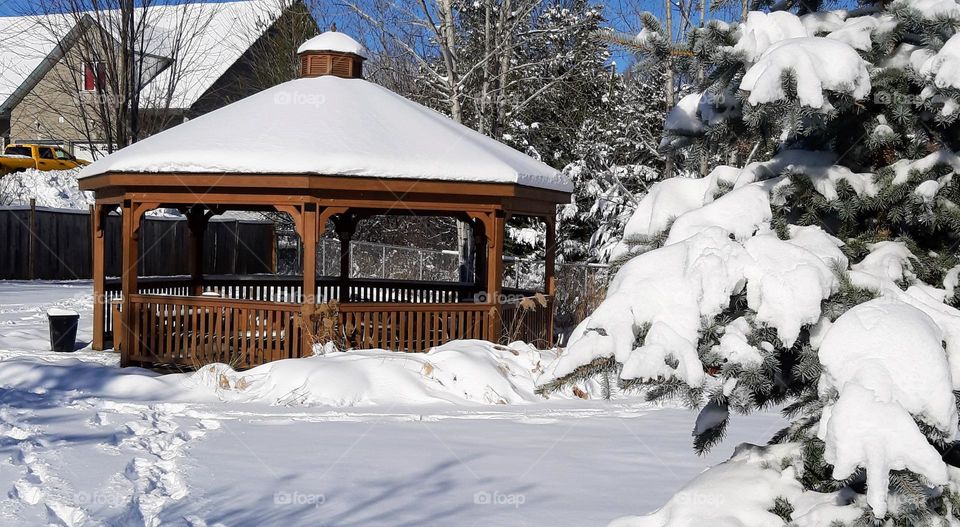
[0,281,783,526]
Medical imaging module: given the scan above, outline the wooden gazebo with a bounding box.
[79,31,572,368]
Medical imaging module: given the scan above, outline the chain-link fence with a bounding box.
[278,234,461,281]
[277,232,613,342]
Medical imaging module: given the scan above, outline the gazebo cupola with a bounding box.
[297,27,367,79]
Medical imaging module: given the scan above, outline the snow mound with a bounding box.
[0,341,570,407]
[608,442,861,527]
[739,37,871,108]
[817,299,958,516]
[0,168,93,208]
[195,340,554,406]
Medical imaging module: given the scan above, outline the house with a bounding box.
[0,0,316,160]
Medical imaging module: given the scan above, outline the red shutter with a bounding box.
[83,63,95,91]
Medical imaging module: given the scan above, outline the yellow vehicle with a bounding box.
[0,144,90,176]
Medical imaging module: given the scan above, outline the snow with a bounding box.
[662,92,739,141]
[818,299,957,434]
[622,176,714,239]
[821,385,947,517]
[800,11,845,35]
[0,281,786,525]
[850,240,916,282]
[193,340,555,406]
[0,168,93,208]
[817,299,958,516]
[664,183,772,245]
[712,318,764,367]
[546,152,880,389]
[919,33,960,90]
[45,308,78,317]
[826,15,893,51]
[79,75,572,193]
[545,212,843,386]
[890,149,960,185]
[297,30,367,57]
[739,37,871,108]
[609,443,861,527]
[742,231,840,345]
[732,11,808,63]
[662,93,704,135]
[892,0,960,20]
[623,151,875,245]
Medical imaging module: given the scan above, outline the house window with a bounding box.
[83,61,107,91]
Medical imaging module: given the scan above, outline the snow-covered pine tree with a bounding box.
[542,1,960,523]
[559,71,666,262]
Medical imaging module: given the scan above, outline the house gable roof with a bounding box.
[0,0,288,114]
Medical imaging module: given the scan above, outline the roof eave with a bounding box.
[78,171,572,205]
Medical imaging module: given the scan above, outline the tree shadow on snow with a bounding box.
[159,455,541,527]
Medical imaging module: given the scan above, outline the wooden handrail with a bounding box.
[338,302,496,312]
[107,274,480,290]
[129,294,303,311]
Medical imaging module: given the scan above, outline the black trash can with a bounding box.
[48,308,80,353]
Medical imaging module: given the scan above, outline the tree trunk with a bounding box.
[437,0,463,123]
[664,0,675,179]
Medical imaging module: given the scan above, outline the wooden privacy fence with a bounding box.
[0,203,276,279]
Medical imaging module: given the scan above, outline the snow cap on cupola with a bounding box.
[297,24,367,79]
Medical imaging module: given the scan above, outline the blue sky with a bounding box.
[0,0,244,17]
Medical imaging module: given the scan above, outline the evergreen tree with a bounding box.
[544,1,960,522]
[559,72,666,262]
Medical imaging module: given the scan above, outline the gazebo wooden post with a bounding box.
[544,214,557,345]
[333,214,356,302]
[486,211,506,341]
[301,203,318,351]
[470,218,486,301]
[119,199,140,367]
[91,203,107,351]
[186,206,211,296]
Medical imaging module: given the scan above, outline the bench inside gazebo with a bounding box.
[79,30,572,369]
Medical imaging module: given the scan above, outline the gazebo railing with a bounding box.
[338,302,495,351]
[126,294,305,368]
[104,275,485,342]
[108,277,552,367]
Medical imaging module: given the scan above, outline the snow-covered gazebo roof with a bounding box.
[79,31,570,194]
[79,75,570,192]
